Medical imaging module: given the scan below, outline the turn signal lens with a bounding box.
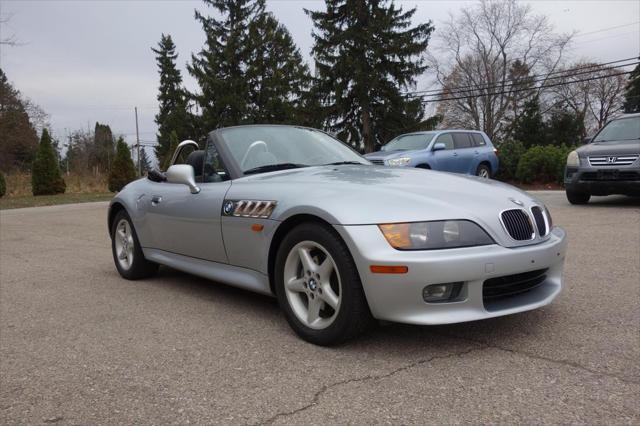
[370,265,409,274]
[378,223,411,249]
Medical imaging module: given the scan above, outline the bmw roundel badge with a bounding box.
[223,200,235,216]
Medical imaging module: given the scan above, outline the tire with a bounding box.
[274,222,374,345]
[111,210,158,280]
[476,164,491,178]
[566,190,591,205]
[416,164,431,170]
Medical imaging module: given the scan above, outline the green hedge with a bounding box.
[495,140,526,181]
[515,144,574,184]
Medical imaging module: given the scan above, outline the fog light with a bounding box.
[422,282,463,303]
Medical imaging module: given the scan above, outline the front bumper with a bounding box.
[335,225,567,325]
[565,166,640,196]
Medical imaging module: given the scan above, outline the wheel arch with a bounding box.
[415,163,431,169]
[478,160,492,174]
[108,201,127,236]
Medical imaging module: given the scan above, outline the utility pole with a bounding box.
[135,106,141,176]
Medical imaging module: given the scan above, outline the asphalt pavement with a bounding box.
[1,191,639,424]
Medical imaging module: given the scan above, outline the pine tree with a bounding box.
[139,147,152,173]
[90,122,114,174]
[0,68,39,171]
[162,131,179,170]
[623,64,640,113]
[0,171,6,198]
[189,0,264,130]
[108,137,137,192]
[245,12,312,124]
[32,128,66,195]
[153,34,192,167]
[512,97,546,149]
[307,0,434,152]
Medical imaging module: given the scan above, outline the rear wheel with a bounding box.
[274,222,373,345]
[476,164,491,178]
[111,210,158,279]
[566,190,591,205]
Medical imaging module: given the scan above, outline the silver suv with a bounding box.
[564,113,640,204]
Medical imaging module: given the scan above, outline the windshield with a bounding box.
[593,116,640,143]
[383,133,435,151]
[217,126,368,174]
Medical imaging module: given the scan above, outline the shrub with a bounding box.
[495,140,526,181]
[31,129,66,195]
[516,144,574,184]
[0,171,5,198]
[108,137,138,192]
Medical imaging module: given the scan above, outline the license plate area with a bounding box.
[597,169,619,180]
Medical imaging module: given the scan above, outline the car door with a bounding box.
[143,141,231,263]
[452,132,475,174]
[431,133,457,172]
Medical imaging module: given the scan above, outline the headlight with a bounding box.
[387,157,411,167]
[378,220,494,250]
[566,151,579,167]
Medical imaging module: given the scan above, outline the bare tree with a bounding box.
[428,0,571,141]
[0,13,20,47]
[550,62,627,135]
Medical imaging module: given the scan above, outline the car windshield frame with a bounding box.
[213,125,370,178]
[382,133,436,151]
[592,116,640,143]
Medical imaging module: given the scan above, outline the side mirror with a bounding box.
[582,136,593,145]
[166,165,200,194]
[432,143,446,151]
[380,145,387,152]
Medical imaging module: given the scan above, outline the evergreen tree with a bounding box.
[32,128,66,196]
[623,64,640,113]
[245,12,312,124]
[0,68,39,171]
[307,0,434,152]
[512,97,546,149]
[153,34,192,167]
[91,122,114,173]
[139,147,152,173]
[108,137,137,192]
[189,0,264,130]
[162,131,179,170]
[545,108,583,146]
[0,171,6,198]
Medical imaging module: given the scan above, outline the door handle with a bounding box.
[151,195,163,206]
[452,152,458,157]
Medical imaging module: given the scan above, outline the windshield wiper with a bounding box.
[243,163,308,175]
[323,161,365,166]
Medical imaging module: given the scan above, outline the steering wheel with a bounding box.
[240,140,269,170]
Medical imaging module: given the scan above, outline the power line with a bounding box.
[406,56,639,97]
[423,69,634,104]
[573,21,640,38]
[408,60,639,99]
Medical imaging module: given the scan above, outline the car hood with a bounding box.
[576,139,640,156]
[363,150,420,160]
[229,165,541,246]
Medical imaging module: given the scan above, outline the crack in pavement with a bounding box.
[434,332,640,386]
[258,345,487,425]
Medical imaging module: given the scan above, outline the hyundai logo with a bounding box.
[607,156,617,164]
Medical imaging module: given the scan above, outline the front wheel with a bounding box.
[111,210,158,279]
[566,190,591,205]
[274,222,373,345]
[476,164,491,178]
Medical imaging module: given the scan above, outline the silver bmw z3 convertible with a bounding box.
[108,124,567,345]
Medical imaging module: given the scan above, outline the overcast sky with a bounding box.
[1,0,638,152]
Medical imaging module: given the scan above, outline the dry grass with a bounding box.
[3,173,110,197]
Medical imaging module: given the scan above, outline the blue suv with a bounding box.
[364,130,499,178]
